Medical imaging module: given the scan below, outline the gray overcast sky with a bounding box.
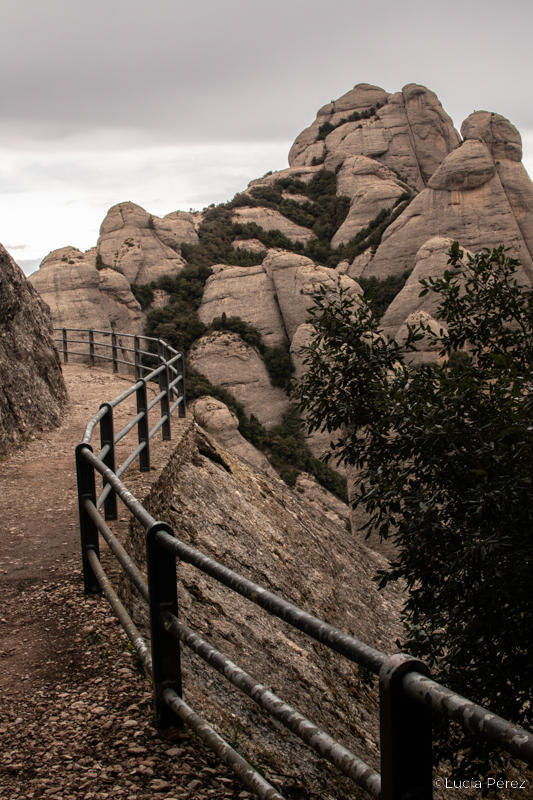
[2,0,533,272]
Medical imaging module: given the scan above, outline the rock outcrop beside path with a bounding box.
[0,244,67,452]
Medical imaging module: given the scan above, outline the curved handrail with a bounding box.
[64,328,533,800]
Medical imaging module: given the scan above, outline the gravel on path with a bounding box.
[0,364,253,800]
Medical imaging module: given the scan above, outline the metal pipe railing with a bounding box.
[68,326,533,800]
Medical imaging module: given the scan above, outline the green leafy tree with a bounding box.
[292,243,533,776]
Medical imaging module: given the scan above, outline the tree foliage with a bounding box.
[292,243,533,774]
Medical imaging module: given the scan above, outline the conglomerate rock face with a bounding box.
[189,331,290,428]
[124,422,404,797]
[0,244,67,452]
[198,251,362,346]
[26,80,533,438]
[97,201,188,285]
[30,246,144,335]
[288,82,460,191]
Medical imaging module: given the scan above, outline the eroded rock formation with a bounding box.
[124,422,403,796]
[0,244,67,452]
[97,202,187,284]
[30,246,144,334]
[189,331,289,427]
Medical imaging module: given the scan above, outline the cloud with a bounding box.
[0,140,291,265]
[1,0,533,151]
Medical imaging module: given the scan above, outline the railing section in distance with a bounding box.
[66,328,533,800]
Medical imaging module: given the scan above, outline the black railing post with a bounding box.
[146,521,182,728]
[75,443,101,595]
[62,328,68,364]
[159,343,171,441]
[111,331,118,373]
[175,353,186,418]
[379,653,433,800]
[99,402,118,520]
[89,329,95,366]
[134,335,141,381]
[136,379,151,472]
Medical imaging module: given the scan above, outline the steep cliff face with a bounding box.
[97,202,190,284]
[0,244,67,452]
[29,246,144,334]
[27,80,533,442]
[124,422,404,797]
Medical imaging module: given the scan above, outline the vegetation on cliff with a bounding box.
[293,243,533,775]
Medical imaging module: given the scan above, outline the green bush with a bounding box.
[358,269,412,319]
[208,313,263,350]
[188,374,347,499]
[131,283,154,310]
[263,342,295,387]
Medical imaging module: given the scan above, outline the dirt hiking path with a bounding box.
[0,364,253,800]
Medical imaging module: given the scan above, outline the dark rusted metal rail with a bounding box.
[68,327,533,800]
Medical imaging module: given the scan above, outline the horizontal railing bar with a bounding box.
[54,327,162,343]
[84,499,149,602]
[161,612,381,798]
[169,374,183,390]
[143,363,166,381]
[115,411,145,444]
[163,689,286,800]
[155,531,387,675]
[116,441,146,479]
[166,353,183,367]
[108,381,143,409]
[403,672,533,767]
[83,407,109,445]
[87,549,152,672]
[61,348,95,358]
[170,396,183,415]
[96,480,113,511]
[96,443,111,462]
[112,357,134,367]
[62,338,92,346]
[147,391,166,412]
[81,447,155,528]
[149,415,168,439]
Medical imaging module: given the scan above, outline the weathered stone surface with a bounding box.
[428,140,496,191]
[125,423,403,794]
[152,210,200,249]
[189,331,289,427]
[263,251,362,341]
[289,83,459,192]
[402,83,461,183]
[98,202,185,284]
[461,111,533,263]
[199,253,362,351]
[198,263,287,347]
[295,472,350,527]
[190,395,275,475]
[30,246,144,335]
[332,179,406,247]
[0,244,67,452]
[380,237,464,338]
[496,159,533,264]
[461,111,522,162]
[232,206,315,245]
[231,237,267,253]
[332,154,408,197]
[364,168,533,283]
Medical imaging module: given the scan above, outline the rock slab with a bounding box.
[0,244,67,452]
